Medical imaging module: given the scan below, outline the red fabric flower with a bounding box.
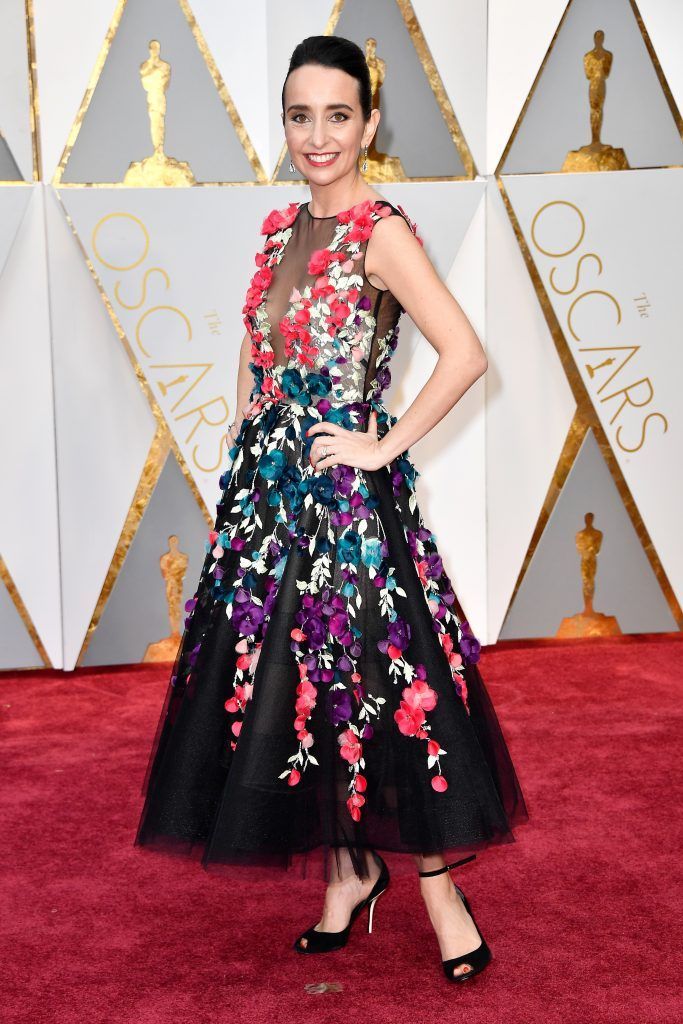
[326,296,351,329]
[339,728,362,764]
[347,799,362,822]
[394,700,426,737]
[295,678,317,717]
[307,248,341,276]
[224,683,247,714]
[261,202,300,236]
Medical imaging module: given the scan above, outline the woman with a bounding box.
[135,35,529,983]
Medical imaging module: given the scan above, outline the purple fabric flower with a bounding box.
[330,509,353,528]
[329,610,352,646]
[326,687,352,725]
[376,365,391,391]
[426,552,443,579]
[387,616,411,650]
[459,620,481,664]
[231,587,265,637]
[331,462,355,497]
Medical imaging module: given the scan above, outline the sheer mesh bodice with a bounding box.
[263,201,405,402]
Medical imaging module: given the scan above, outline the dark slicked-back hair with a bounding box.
[281,35,372,121]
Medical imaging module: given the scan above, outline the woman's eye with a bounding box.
[331,113,348,122]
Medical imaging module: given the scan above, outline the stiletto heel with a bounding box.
[367,890,383,934]
[418,854,493,983]
[294,852,390,954]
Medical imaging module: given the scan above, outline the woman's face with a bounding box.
[282,63,378,181]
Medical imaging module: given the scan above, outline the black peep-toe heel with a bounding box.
[293,852,390,954]
[418,853,493,982]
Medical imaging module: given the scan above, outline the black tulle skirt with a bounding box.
[134,398,529,880]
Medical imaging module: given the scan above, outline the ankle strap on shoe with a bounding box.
[418,854,476,877]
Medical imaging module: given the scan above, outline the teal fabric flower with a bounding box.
[338,529,361,565]
[258,449,286,481]
[361,536,382,569]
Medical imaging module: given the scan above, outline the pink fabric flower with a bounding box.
[339,728,362,764]
[401,680,437,712]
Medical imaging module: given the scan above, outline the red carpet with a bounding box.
[2,636,682,1024]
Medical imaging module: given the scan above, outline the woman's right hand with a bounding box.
[227,398,259,445]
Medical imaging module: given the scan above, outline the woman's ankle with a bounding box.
[328,848,380,885]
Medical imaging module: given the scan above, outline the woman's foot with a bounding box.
[296,852,382,950]
[419,869,483,978]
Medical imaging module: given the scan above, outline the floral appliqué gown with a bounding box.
[135,197,529,879]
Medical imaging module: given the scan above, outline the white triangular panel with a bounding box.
[0,2,33,180]
[487,0,566,172]
[33,0,115,181]
[191,0,270,173]
[0,187,32,277]
[46,188,157,670]
[383,182,487,638]
[485,180,576,639]
[413,0,487,174]
[637,0,683,118]
[0,186,62,665]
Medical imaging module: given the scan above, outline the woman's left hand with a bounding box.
[307,411,386,473]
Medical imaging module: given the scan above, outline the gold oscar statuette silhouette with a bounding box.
[362,37,407,182]
[124,40,196,186]
[556,513,622,638]
[143,534,190,662]
[563,29,629,172]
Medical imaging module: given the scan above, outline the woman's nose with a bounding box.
[309,119,328,149]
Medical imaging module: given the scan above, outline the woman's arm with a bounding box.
[364,213,488,465]
[227,329,259,445]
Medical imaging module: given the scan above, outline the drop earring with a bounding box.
[289,159,295,173]
[361,146,368,173]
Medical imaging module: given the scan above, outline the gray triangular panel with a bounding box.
[63,0,255,183]
[82,452,210,666]
[0,575,42,669]
[500,430,677,638]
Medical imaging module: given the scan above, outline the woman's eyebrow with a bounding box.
[286,102,355,113]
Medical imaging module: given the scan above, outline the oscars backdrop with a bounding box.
[0,0,680,671]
